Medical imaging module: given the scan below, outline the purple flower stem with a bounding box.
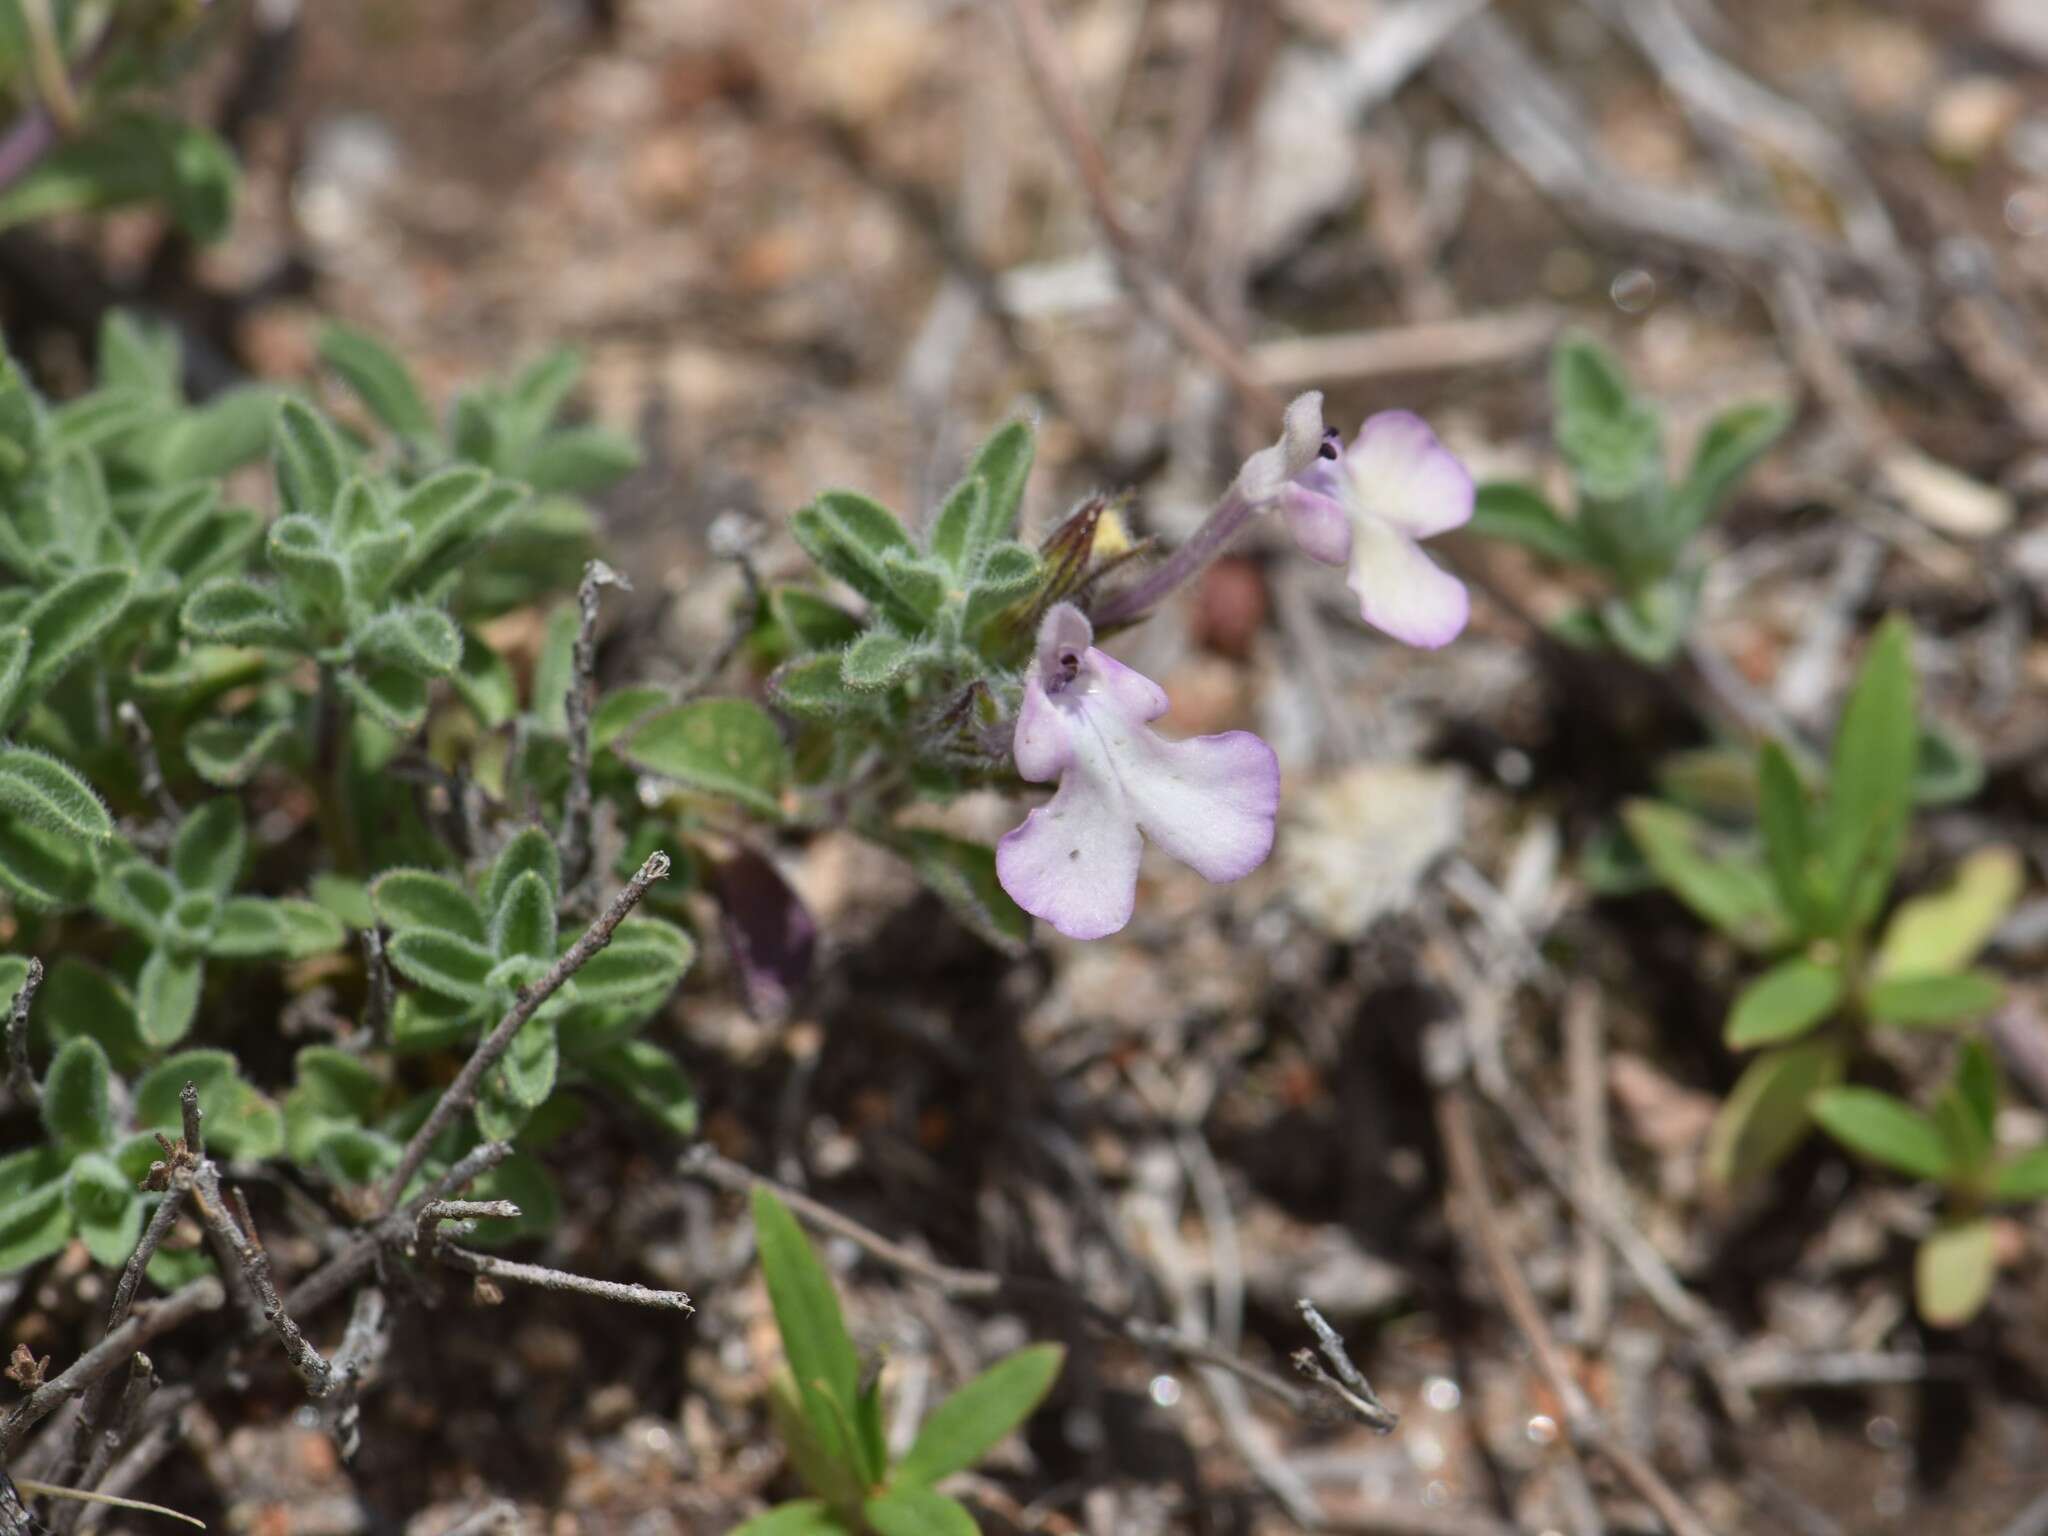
[1090,486,1254,629]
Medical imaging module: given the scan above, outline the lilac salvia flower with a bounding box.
[1275,405,1475,649]
[996,603,1280,940]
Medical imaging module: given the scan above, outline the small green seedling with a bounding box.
[741,1188,1064,1536]
[1473,333,1790,664]
[1622,619,2022,1185]
[1813,1040,2048,1327]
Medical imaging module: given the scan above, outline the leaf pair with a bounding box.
[1473,333,1790,663]
[88,798,344,1046]
[742,1189,1064,1536]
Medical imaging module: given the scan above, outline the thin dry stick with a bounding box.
[559,559,628,890]
[1292,1299,1398,1432]
[0,1279,223,1455]
[183,1161,336,1397]
[1564,982,1612,1343]
[113,701,179,828]
[1249,308,1562,387]
[415,1199,521,1251]
[380,852,671,1210]
[286,1140,514,1321]
[996,0,1283,421]
[1435,1085,1717,1536]
[5,956,41,1109]
[434,1245,694,1312]
[360,929,394,1046]
[681,1146,1327,1421]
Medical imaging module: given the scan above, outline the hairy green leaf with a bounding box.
[625,699,789,818]
[319,324,435,440]
[42,1036,113,1151]
[0,747,113,844]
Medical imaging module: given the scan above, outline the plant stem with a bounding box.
[1090,486,1255,629]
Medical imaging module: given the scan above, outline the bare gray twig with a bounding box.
[5,957,41,1110]
[1292,1300,1399,1433]
[183,1161,337,1398]
[415,1199,521,1252]
[379,851,670,1211]
[559,558,629,890]
[433,1245,694,1312]
[0,1279,223,1455]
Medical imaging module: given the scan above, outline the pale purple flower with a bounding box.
[1269,401,1475,650]
[996,604,1279,941]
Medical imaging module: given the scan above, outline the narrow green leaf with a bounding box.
[1470,482,1590,565]
[1993,1146,2048,1203]
[1756,742,1817,933]
[1957,1038,2002,1142]
[1865,971,2003,1030]
[841,630,915,691]
[136,948,204,1047]
[625,700,789,818]
[482,827,561,918]
[928,473,988,573]
[790,491,923,629]
[729,1501,847,1536]
[496,1014,558,1109]
[892,829,1030,956]
[961,418,1035,553]
[275,899,347,959]
[21,566,135,701]
[1822,618,1917,927]
[1724,957,1843,1049]
[1916,1218,1997,1328]
[1876,847,2024,981]
[0,747,113,844]
[319,323,435,440]
[372,869,487,942]
[185,717,291,787]
[752,1188,862,1457]
[1810,1087,1951,1180]
[205,897,290,957]
[387,931,498,1003]
[862,1486,979,1536]
[491,869,557,962]
[0,815,97,910]
[584,1039,698,1139]
[337,664,429,734]
[1705,1038,1844,1188]
[898,1342,1064,1485]
[569,918,695,1007]
[66,1152,143,1267]
[274,398,350,519]
[770,653,871,723]
[170,797,247,899]
[960,542,1042,637]
[0,624,28,728]
[181,577,298,648]
[1665,400,1792,541]
[770,588,862,653]
[354,606,463,677]
[42,1036,113,1151]
[522,425,642,494]
[267,514,350,621]
[1622,800,1789,952]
